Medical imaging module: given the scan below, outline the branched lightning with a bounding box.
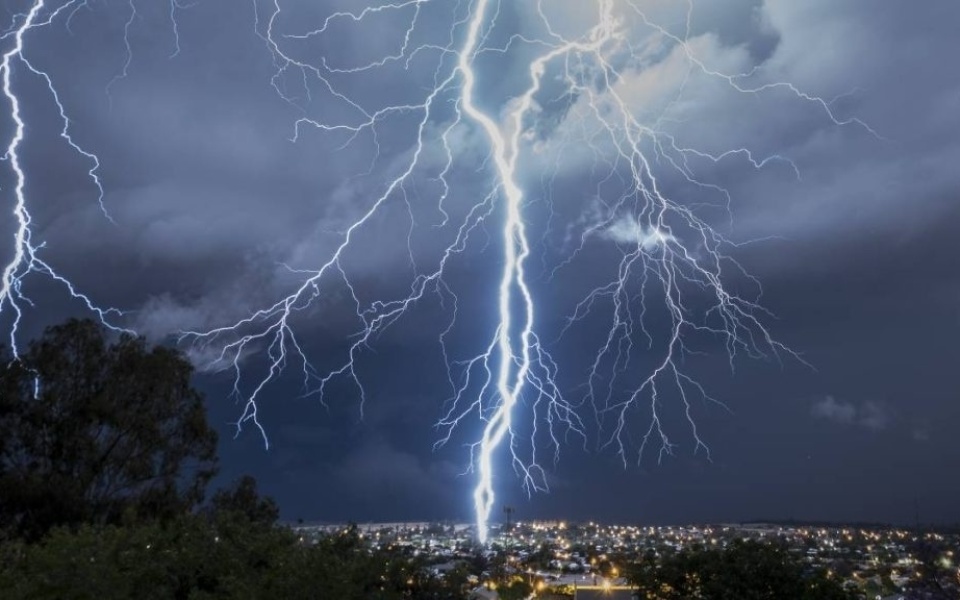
[2,0,874,545]
[1,0,124,357]
[188,0,867,544]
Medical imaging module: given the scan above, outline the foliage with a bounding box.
[208,475,279,527]
[552,583,576,597]
[626,540,859,600]
[0,319,218,541]
[0,518,470,600]
[496,576,533,600]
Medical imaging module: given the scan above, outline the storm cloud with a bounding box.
[2,0,959,526]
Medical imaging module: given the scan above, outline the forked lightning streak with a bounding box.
[1,1,870,544]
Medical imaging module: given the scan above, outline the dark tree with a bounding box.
[0,517,476,600]
[210,475,280,526]
[496,577,533,600]
[0,319,218,541]
[626,540,858,600]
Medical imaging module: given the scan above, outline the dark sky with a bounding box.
[2,0,959,527]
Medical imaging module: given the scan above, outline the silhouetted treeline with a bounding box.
[626,540,857,600]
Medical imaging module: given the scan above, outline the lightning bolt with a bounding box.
[4,1,874,545]
[455,0,622,546]
[1,0,124,357]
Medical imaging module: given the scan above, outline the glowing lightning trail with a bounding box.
[0,1,42,354]
[1,0,122,357]
[2,0,875,546]
[228,0,870,545]
[457,0,623,545]
[457,0,537,545]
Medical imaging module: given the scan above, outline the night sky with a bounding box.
[2,1,959,528]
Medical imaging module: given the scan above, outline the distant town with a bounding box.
[295,520,960,599]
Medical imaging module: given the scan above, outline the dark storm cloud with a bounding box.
[725,3,960,250]
[4,0,959,525]
[333,437,462,513]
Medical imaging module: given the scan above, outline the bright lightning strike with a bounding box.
[2,1,874,546]
[1,0,123,357]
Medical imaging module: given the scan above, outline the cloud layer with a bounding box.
[2,0,959,525]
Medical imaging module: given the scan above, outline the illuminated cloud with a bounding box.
[600,216,676,249]
[811,396,891,432]
[811,396,857,424]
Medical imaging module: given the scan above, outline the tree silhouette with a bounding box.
[0,319,218,541]
[210,475,279,526]
[626,540,857,600]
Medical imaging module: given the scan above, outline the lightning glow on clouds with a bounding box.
[1,0,874,543]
